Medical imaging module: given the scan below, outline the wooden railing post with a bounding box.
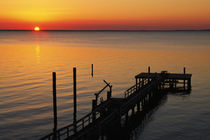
[142,78,144,87]
[52,72,57,140]
[73,67,77,133]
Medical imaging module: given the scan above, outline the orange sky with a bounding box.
[0,0,210,30]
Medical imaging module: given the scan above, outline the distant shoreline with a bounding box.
[0,29,210,32]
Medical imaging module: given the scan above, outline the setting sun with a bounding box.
[34,26,40,31]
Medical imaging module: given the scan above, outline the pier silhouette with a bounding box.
[40,67,192,140]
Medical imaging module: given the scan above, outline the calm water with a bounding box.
[0,31,210,140]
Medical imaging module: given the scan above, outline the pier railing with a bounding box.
[124,84,137,98]
[40,111,100,140]
[124,74,156,98]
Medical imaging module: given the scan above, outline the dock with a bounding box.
[40,68,192,140]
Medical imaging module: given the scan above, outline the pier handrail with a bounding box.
[40,110,100,140]
[124,72,163,98]
[121,77,162,115]
[124,84,137,98]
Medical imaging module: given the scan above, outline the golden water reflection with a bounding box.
[35,45,40,64]
[0,40,210,140]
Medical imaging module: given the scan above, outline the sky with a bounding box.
[0,0,210,30]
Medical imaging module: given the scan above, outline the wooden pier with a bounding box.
[40,68,192,140]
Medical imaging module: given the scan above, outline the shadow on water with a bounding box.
[105,91,191,140]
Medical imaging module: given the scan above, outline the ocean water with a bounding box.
[0,31,210,140]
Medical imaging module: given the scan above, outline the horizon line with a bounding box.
[0,29,210,31]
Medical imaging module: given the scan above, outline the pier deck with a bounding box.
[40,70,192,140]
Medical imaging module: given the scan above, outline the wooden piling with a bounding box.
[91,64,93,77]
[73,67,77,133]
[52,72,57,140]
[148,66,150,74]
[184,67,186,89]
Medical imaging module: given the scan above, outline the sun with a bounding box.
[34,26,40,31]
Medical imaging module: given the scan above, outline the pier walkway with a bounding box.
[40,69,192,140]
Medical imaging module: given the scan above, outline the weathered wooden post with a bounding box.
[184,67,186,89]
[103,80,112,100]
[110,85,112,95]
[73,67,77,133]
[148,66,150,74]
[52,72,57,140]
[107,86,112,100]
[148,66,151,82]
[91,64,93,77]
[188,78,191,90]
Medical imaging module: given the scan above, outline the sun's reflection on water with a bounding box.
[35,45,40,64]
